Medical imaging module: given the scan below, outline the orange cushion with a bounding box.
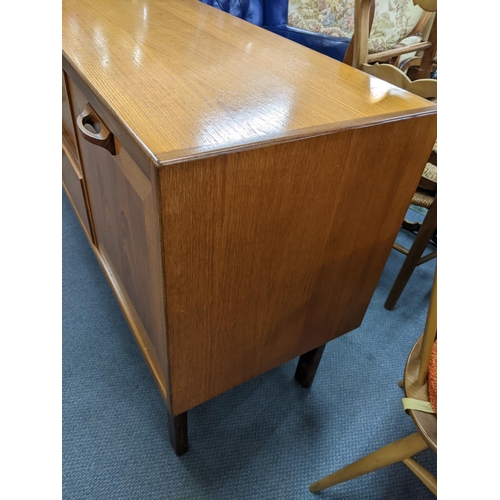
[428,340,437,413]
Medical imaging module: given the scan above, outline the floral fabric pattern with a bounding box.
[288,0,423,53]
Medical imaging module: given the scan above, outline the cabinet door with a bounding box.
[70,88,168,395]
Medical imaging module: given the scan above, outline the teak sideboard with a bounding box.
[62,0,437,455]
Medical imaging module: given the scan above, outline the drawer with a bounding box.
[62,71,79,161]
[62,148,94,242]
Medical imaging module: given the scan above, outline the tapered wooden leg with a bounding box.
[168,410,188,456]
[294,344,326,388]
[403,457,437,495]
[385,196,437,310]
[309,432,428,493]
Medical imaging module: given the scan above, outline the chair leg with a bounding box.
[403,457,437,495]
[384,196,437,311]
[309,432,428,493]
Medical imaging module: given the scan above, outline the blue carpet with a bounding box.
[62,190,437,499]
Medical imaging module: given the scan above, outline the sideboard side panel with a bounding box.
[160,114,436,415]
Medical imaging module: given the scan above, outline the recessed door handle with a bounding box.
[76,104,116,155]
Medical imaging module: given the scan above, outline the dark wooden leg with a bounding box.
[168,410,188,456]
[385,196,437,311]
[294,344,326,388]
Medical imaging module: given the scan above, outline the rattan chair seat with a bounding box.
[411,189,434,209]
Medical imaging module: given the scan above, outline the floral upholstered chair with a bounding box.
[288,0,430,58]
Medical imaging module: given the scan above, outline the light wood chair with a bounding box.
[400,4,437,81]
[309,272,437,495]
[342,0,437,80]
[350,0,437,98]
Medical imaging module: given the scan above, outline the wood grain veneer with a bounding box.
[77,133,169,398]
[160,114,436,414]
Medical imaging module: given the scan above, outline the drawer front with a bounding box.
[62,148,93,240]
[62,71,79,161]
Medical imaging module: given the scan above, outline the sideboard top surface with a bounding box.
[62,0,436,165]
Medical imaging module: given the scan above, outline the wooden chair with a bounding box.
[350,0,437,98]
[400,4,437,81]
[347,0,437,309]
[309,272,437,495]
[343,0,437,79]
[385,147,437,310]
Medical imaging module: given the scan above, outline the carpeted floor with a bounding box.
[62,190,437,499]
